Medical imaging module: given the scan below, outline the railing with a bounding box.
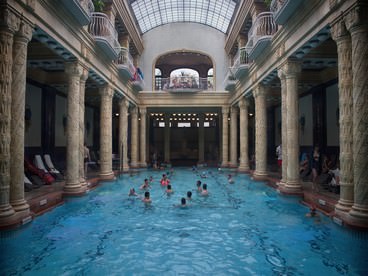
[115,47,136,76]
[157,77,213,91]
[247,12,278,48]
[270,0,285,14]
[79,0,94,17]
[233,47,250,68]
[88,12,120,54]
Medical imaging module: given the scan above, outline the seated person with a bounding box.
[328,163,340,193]
[201,183,209,196]
[142,191,151,203]
[196,180,202,192]
[140,178,151,190]
[128,188,138,196]
[166,184,174,194]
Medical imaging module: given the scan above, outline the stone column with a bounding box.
[10,20,33,216]
[64,61,85,195]
[139,106,147,167]
[281,60,302,194]
[79,67,89,186]
[99,84,114,179]
[346,5,368,226]
[253,85,268,180]
[221,106,229,167]
[331,18,354,217]
[130,106,138,167]
[229,106,238,167]
[277,69,288,188]
[119,98,129,172]
[164,113,170,163]
[198,113,205,164]
[0,8,19,225]
[238,97,250,172]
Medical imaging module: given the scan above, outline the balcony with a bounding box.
[115,47,136,81]
[271,0,304,25]
[160,77,213,92]
[88,12,120,60]
[232,47,251,79]
[131,70,145,92]
[61,0,94,26]
[223,71,237,92]
[246,12,278,60]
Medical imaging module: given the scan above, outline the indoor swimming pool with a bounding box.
[1,168,367,275]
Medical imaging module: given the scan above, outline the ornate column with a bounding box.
[119,98,129,172]
[346,5,368,226]
[99,84,114,179]
[238,97,250,172]
[198,113,205,164]
[330,18,354,218]
[281,60,302,194]
[221,106,229,167]
[164,113,170,163]
[10,20,33,216]
[130,106,138,167]
[64,61,85,194]
[79,67,89,186]
[277,69,288,188]
[0,7,19,225]
[253,84,268,180]
[139,106,147,167]
[229,106,238,167]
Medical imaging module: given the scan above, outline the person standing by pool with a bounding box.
[201,183,209,196]
[142,191,151,203]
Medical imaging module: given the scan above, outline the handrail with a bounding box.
[157,77,213,91]
[79,0,94,16]
[233,47,250,68]
[116,47,136,76]
[247,12,278,48]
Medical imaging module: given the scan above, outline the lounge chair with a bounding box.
[43,154,64,181]
[33,155,55,184]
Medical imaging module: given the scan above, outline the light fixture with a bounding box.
[115,113,119,116]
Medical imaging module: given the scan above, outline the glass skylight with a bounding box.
[130,0,238,34]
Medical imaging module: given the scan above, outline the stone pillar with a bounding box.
[331,18,354,217]
[99,84,114,179]
[221,106,229,167]
[253,84,268,180]
[345,5,368,226]
[10,20,32,215]
[164,113,170,163]
[139,106,147,167]
[281,60,302,194]
[238,97,250,172]
[64,61,85,195]
[79,67,89,186]
[0,7,19,225]
[198,113,205,164]
[130,106,138,167]
[119,98,129,172]
[229,106,238,167]
[277,69,288,188]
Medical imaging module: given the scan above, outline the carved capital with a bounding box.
[16,20,33,41]
[331,18,349,41]
[238,97,249,109]
[139,106,147,115]
[119,98,129,109]
[277,68,285,80]
[99,84,114,98]
[345,3,368,32]
[222,106,229,114]
[329,0,344,10]
[0,7,20,33]
[65,61,83,77]
[231,106,238,114]
[80,68,89,82]
[253,84,267,98]
[280,59,301,78]
[130,106,138,116]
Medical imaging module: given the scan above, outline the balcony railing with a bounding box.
[61,0,94,25]
[246,12,278,60]
[223,71,237,92]
[232,47,251,79]
[157,77,213,92]
[115,47,136,80]
[88,12,120,59]
[271,0,304,25]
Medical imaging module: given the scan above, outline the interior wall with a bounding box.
[85,106,94,147]
[274,106,281,146]
[299,94,313,146]
[325,83,339,146]
[55,94,67,147]
[25,83,42,147]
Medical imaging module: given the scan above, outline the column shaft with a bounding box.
[119,99,129,172]
[221,106,229,167]
[79,68,89,186]
[140,107,147,167]
[164,114,170,163]
[198,113,205,163]
[238,98,250,172]
[278,71,288,187]
[130,106,138,167]
[229,107,238,167]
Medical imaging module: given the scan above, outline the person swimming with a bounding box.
[140,178,150,190]
[228,174,234,184]
[142,191,151,203]
[196,180,202,192]
[160,174,170,186]
[201,183,208,196]
[128,188,138,196]
[174,197,188,208]
[187,191,192,200]
[166,184,174,194]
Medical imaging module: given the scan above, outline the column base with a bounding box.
[80,178,88,187]
[278,181,303,196]
[0,204,16,227]
[130,162,139,168]
[63,181,86,196]
[0,210,32,229]
[335,199,354,214]
[252,170,268,181]
[228,163,238,168]
[348,204,368,228]
[122,165,130,172]
[221,162,228,168]
[238,164,250,173]
[277,179,287,189]
[99,171,115,180]
[10,199,30,213]
[140,162,147,168]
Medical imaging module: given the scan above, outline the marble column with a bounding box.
[221,106,229,167]
[253,85,268,180]
[10,20,33,216]
[281,60,302,194]
[99,85,114,179]
[229,106,238,167]
[331,18,354,217]
[238,97,250,172]
[130,106,138,167]
[119,98,129,172]
[277,69,288,188]
[139,106,147,167]
[345,5,368,226]
[164,113,170,163]
[79,68,89,186]
[198,113,205,164]
[64,61,85,194]
[0,8,19,225]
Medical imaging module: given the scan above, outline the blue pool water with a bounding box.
[1,168,368,275]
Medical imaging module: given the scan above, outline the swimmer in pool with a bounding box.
[196,180,202,192]
[142,191,151,203]
[166,184,174,194]
[228,174,234,184]
[128,188,138,196]
[174,197,188,208]
[140,178,151,190]
[201,183,209,196]
[160,174,170,186]
[187,191,192,201]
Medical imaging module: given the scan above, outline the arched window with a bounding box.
[167,68,199,89]
[155,68,162,90]
[207,68,214,90]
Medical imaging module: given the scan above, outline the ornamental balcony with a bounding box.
[232,47,251,79]
[159,77,213,92]
[88,12,120,60]
[115,47,136,81]
[223,71,237,92]
[61,0,94,26]
[271,0,304,25]
[245,12,278,60]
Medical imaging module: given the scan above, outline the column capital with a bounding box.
[139,106,147,115]
[330,18,349,42]
[231,105,239,114]
[15,20,33,41]
[99,84,114,98]
[119,97,129,108]
[80,67,89,82]
[65,61,83,77]
[345,3,368,32]
[0,7,20,33]
[253,83,268,98]
[238,97,249,109]
[279,59,301,78]
[130,105,138,114]
[222,106,230,114]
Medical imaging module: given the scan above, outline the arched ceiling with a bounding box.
[129,0,239,34]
